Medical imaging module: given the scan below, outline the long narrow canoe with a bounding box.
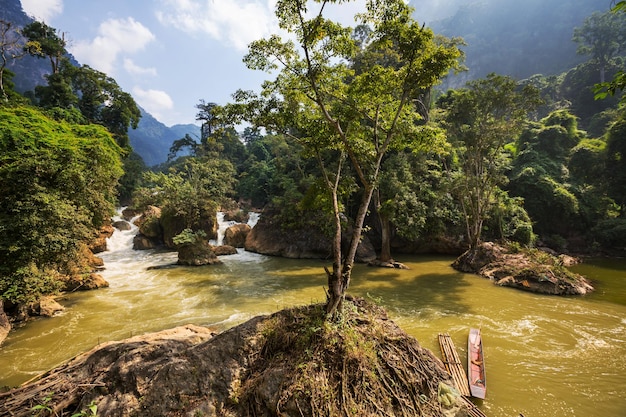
[468,328,486,399]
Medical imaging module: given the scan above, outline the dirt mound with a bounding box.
[0,299,467,417]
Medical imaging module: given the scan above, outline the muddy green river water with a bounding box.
[1,221,625,416]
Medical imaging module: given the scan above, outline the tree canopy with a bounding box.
[229,0,462,316]
[0,106,124,304]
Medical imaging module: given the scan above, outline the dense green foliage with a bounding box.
[0,106,123,304]
[1,2,625,311]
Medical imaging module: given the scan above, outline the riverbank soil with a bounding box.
[0,299,468,417]
[452,242,594,295]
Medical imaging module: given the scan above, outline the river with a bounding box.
[1,216,625,416]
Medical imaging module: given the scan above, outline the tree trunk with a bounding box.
[379,214,393,263]
[326,184,376,318]
[373,190,393,264]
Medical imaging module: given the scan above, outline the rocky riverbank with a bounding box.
[0,298,468,417]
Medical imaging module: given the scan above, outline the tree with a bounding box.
[232,0,461,317]
[0,20,25,102]
[439,74,541,249]
[605,119,626,214]
[21,21,66,74]
[196,100,221,146]
[0,106,124,304]
[594,1,626,104]
[508,110,590,239]
[572,10,626,83]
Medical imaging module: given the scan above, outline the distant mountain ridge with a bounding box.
[1,0,199,167]
[129,109,200,167]
[429,0,607,87]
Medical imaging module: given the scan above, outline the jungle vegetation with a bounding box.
[0,1,625,313]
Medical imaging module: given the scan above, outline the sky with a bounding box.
[19,0,463,127]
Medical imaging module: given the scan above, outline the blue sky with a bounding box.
[19,0,462,126]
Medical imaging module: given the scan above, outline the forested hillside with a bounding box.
[430,0,607,86]
[0,106,123,304]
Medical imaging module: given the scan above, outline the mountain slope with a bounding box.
[128,109,200,167]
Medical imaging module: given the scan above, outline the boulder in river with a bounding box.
[177,240,222,266]
[223,223,251,248]
[29,296,65,317]
[0,300,10,346]
[245,210,376,262]
[452,241,594,295]
[112,220,132,231]
[0,299,468,417]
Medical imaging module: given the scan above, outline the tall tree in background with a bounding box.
[235,0,461,317]
[22,21,66,74]
[0,20,25,102]
[196,100,220,146]
[572,9,626,83]
[595,1,626,103]
[439,74,541,250]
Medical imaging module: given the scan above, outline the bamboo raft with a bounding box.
[438,333,470,397]
[460,396,488,417]
[438,333,488,417]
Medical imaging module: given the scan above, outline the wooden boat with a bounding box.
[467,328,486,399]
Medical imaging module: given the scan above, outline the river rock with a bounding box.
[452,242,594,295]
[177,241,222,266]
[133,234,159,250]
[213,245,238,256]
[224,223,251,248]
[89,224,115,254]
[223,209,249,223]
[121,207,140,221]
[0,300,10,346]
[64,273,109,292]
[136,205,162,239]
[0,300,468,417]
[113,220,132,231]
[30,296,65,317]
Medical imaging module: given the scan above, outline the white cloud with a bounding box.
[124,58,157,77]
[70,17,155,75]
[156,0,277,51]
[20,0,63,21]
[132,87,174,122]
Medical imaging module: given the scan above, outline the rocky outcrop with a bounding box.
[245,211,376,262]
[64,273,109,292]
[88,224,115,254]
[131,206,218,249]
[213,244,238,256]
[29,296,65,317]
[224,223,251,247]
[452,242,594,295]
[177,241,222,266]
[0,300,468,417]
[0,300,10,346]
[136,206,162,239]
[112,220,132,231]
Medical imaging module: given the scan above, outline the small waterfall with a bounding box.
[212,211,261,246]
[212,212,236,246]
[247,212,260,228]
[106,211,140,253]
